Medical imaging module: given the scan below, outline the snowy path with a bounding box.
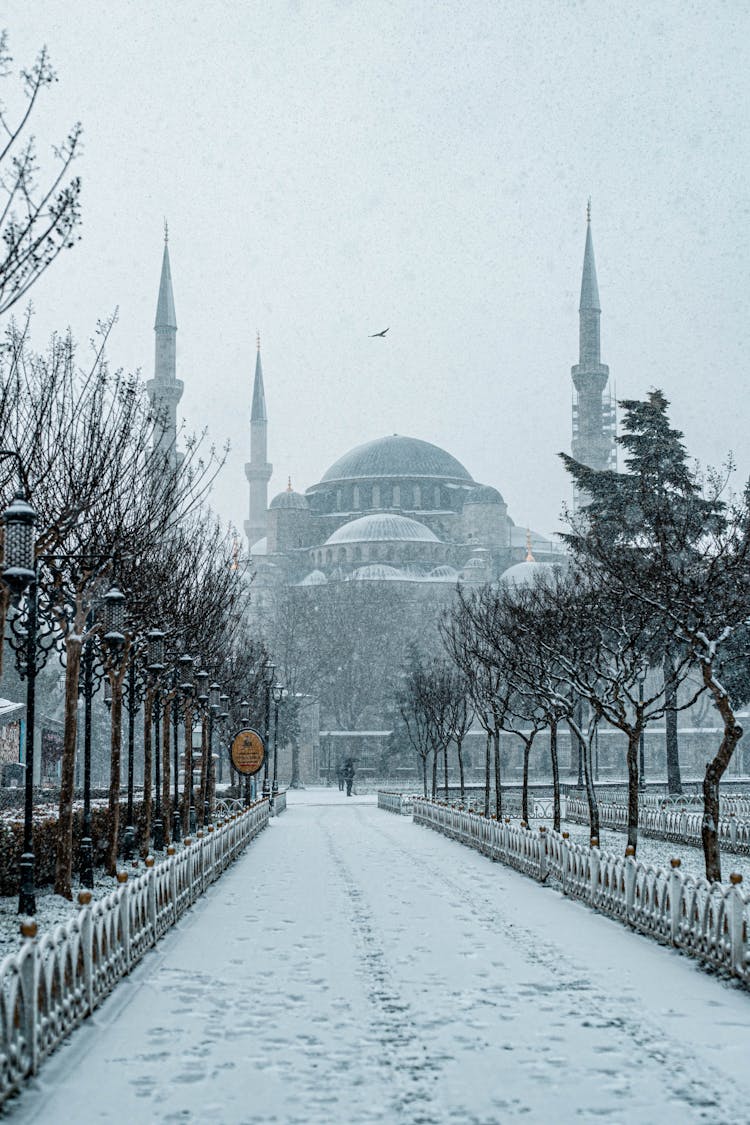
[9,790,750,1124]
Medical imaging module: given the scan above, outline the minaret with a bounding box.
[146,223,184,461]
[244,334,272,550]
[571,203,614,471]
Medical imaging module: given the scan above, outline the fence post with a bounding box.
[561,831,570,893]
[77,891,94,1013]
[589,840,601,906]
[19,921,38,1076]
[116,872,130,970]
[624,849,636,920]
[729,873,745,976]
[167,846,178,922]
[669,859,682,946]
[538,826,547,881]
[145,857,157,943]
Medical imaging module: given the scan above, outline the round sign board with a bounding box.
[230,728,266,776]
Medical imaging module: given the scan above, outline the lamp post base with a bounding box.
[172,809,182,843]
[18,852,35,916]
[189,805,196,834]
[153,814,164,851]
[80,836,94,889]
[262,778,270,798]
[123,824,136,861]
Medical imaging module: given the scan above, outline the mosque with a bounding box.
[242,209,611,590]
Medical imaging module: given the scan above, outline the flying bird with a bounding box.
[369,327,389,338]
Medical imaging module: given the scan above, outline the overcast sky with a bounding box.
[6,1,750,540]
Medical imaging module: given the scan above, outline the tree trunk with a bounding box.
[431,744,438,799]
[161,696,171,845]
[290,739,301,788]
[484,731,490,816]
[521,735,532,822]
[142,693,153,856]
[582,728,600,842]
[55,635,82,898]
[626,728,640,853]
[456,736,465,803]
[664,650,682,795]
[493,729,502,819]
[421,753,427,798]
[550,720,560,832]
[443,741,449,799]
[701,667,743,882]
[105,681,123,875]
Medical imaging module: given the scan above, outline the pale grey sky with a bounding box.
[6,1,750,538]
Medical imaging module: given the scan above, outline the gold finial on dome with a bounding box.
[287,476,293,492]
[525,529,535,563]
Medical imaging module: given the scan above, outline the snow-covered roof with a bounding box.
[270,489,309,511]
[500,559,552,588]
[325,513,439,546]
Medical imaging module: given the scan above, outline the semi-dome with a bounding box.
[429,564,459,580]
[349,564,404,581]
[317,435,473,485]
[325,513,439,546]
[466,485,505,505]
[299,569,327,585]
[270,487,308,510]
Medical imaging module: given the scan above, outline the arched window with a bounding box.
[434,485,441,508]
[336,490,343,511]
[413,484,421,508]
[372,484,380,509]
[353,485,360,510]
[393,484,400,507]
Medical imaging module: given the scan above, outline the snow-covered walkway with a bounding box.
[10,789,750,1124]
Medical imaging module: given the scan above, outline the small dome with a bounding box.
[501,559,551,588]
[350,564,404,581]
[466,485,505,505]
[270,489,309,511]
[463,556,487,569]
[299,569,327,585]
[429,564,459,580]
[250,536,267,556]
[325,513,439,546]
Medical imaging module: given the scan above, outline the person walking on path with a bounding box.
[343,758,355,796]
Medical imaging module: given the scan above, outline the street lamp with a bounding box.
[122,645,142,861]
[147,628,166,850]
[207,681,220,823]
[178,653,195,832]
[263,663,275,799]
[638,667,647,792]
[271,682,285,808]
[218,692,229,783]
[239,699,251,806]
[2,486,38,915]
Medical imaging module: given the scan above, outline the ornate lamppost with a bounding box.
[79,610,109,887]
[122,641,145,860]
[207,681,221,823]
[2,487,40,914]
[262,663,275,799]
[240,698,251,806]
[271,682,285,809]
[147,628,166,850]
[194,668,209,830]
[218,692,229,783]
[178,652,194,833]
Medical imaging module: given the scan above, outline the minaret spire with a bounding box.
[571,204,613,473]
[147,225,183,462]
[245,333,273,551]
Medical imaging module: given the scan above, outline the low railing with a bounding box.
[272,790,287,815]
[412,798,750,986]
[0,799,270,1107]
[566,797,750,856]
[377,791,415,815]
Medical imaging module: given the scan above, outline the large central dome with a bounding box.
[318,435,473,485]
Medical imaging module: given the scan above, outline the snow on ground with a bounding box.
[7,788,750,1124]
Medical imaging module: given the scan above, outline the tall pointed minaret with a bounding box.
[244,334,272,550]
[146,223,184,461]
[571,203,614,471]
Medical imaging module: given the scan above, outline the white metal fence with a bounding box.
[412,798,750,986]
[377,791,415,815]
[566,796,750,856]
[0,800,270,1107]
